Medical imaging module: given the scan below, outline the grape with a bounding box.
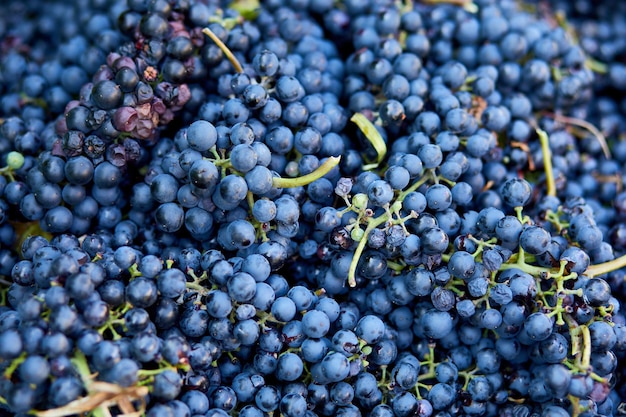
[276,352,304,382]
[301,309,330,338]
[519,225,551,255]
[500,178,533,208]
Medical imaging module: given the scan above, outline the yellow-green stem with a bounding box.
[397,175,431,202]
[137,367,176,379]
[186,281,209,294]
[585,253,626,277]
[536,128,557,198]
[544,113,610,159]
[272,156,341,189]
[563,314,583,363]
[3,352,27,378]
[580,324,591,369]
[347,212,391,287]
[246,192,255,214]
[586,58,608,74]
[351,113,387,168]
[202,27,243,73]
[386,260,405,272]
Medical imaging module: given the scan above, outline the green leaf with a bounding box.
[229,0,260,20]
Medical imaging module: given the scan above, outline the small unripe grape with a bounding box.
[6,151,25,170]
[351,226,365,242]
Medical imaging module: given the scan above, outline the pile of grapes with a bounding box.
[1,0,626,415]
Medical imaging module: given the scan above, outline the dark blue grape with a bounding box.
[500,178,532,208]
[519,226,551,255]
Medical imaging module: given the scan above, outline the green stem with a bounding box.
[214,158,232,168]
[186,281,209,295]
[458,366,477,390]
[378,366,388,388]
[345,172,432,288]
[500,254,562,277]
[117,303,132,316]
[420,0,477,13]
[551,65,563,82]
[0,168,15,182]
[3,352,27,379]
[272,156,341,189]
[71,350,94,386]
[564,314,584,365]
[187,269,208,284]
[584,253,626,277]
[417,345,437,381]
[347,211,391,287]
[545,210,567,233]
[415,382,431,394]
[397,175,430,202]
[386,260,405,272]
[128,263,142,278]
[514,206,524,224]
[543,113,611,159]
[448,285,465,297]
[202,27,243,73]
[98,322,123,340]
[545,302,565,326]
[438,176,456,187]
[536,128,557,197]
[570,394,582,417]
[580,324,591,369]
[247,192,255,214]
[471,244,485,260]
[137,367,175,379]
[586,58,608,74]
[351,113,387,168]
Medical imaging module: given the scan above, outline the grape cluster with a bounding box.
[1,0,626,416]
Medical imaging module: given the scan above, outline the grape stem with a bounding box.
[396,175,430,202]
[202,27,243,73]
[586,58,609,74]
[3,352,26,379]
[33,351,149,417]
[419,0,478,13]
[458,366,478,390]
[562,314,606,384]
[186,281,209,295]
[351,112,387,169]
[386,260,405,272]
[543,112,611,159]
[500,250,560,277]
[347,203,399,287]
[128,263,142,278]
[272,156,341,188]
[536,128,557,197]
[580,323,592,369]
[584,253,626,277]
[347,175,430,288]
